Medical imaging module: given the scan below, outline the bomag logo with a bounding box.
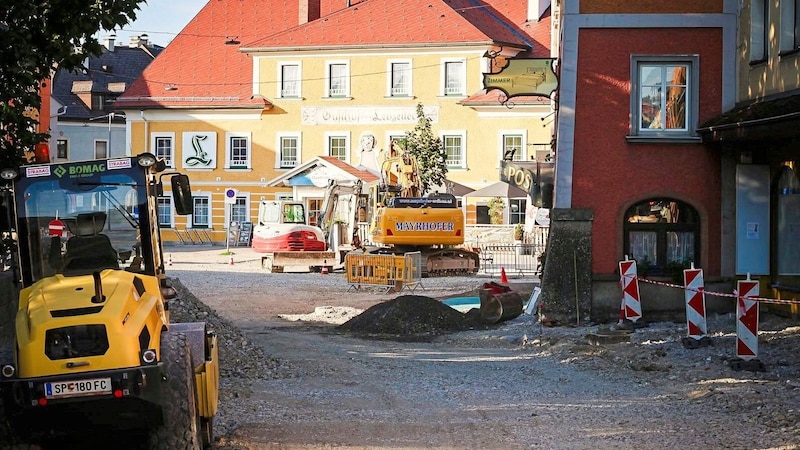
[61,163,106,178]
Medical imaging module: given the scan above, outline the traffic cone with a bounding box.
[229,254,234,265]
[321,260,329,274]
[500,267,508,284]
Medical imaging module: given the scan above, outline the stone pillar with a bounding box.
[539,208,593,325]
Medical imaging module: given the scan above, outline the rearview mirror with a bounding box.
[171,174,193,215]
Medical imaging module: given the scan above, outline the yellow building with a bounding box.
[119,0,554,243]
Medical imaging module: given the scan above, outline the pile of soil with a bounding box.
[339,295,480,339]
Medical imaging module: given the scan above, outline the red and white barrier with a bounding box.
[736,277,760,360]
[619,257,642,322]
[683,266,707,339]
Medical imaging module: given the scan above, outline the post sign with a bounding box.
[48,219,65,237]
[224,188,238,205]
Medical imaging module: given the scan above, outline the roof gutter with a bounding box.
[240,41,526,54]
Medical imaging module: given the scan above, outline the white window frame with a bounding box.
[499,130,526,162]
[387,59,412,97]
[439,130,466,169]
[628,55,700,142]
[56,138,69,159]
[190,193,212,229]
[157,195,174,228]
[276,132,301,169]
[324,132,350,162]
[94,139,109,159]
[325,60,350,98]
[440,58,467,97]
[225,132,251,169]
[751,0,768,62]
[151,132,175,168]
[277,61,302,98]
[224,193,251,229]
[779,1,800,53]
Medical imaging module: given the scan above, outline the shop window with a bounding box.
[624,198,699,277]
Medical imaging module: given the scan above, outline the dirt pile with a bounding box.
[339,295,480,339]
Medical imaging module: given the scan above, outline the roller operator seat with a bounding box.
[62,212,119,274]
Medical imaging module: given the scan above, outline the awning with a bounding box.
[698,91,800,143]
[428,179,474,197]
[464,181,528,198]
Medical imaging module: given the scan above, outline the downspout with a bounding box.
[140,110,149,154]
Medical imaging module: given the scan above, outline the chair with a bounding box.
[62,212,119,274]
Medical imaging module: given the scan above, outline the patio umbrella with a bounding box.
[464,181,528,198]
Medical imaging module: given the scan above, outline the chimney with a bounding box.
[298,0,321,25]
[139,34,149,47]
[104,34,116,51]
[129,35,140,48]
[528,0,550,21]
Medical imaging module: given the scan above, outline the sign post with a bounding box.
[224,188,238,254]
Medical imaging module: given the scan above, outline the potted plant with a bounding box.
[513,223,526,255]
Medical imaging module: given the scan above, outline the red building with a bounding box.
[543,1,738,322]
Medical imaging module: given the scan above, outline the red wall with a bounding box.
[572,28,723,276]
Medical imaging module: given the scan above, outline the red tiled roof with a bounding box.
[320,156,380,182]
[119,0,551,109]
[244,0,538,50]
[118,0,302,109]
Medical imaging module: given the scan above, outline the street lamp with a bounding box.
[89,112,125,157]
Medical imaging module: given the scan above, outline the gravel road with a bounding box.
[166,246,800,450]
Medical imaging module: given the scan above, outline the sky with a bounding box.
[105,0,207,47]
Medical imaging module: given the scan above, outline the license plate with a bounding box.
[44,377,112,399]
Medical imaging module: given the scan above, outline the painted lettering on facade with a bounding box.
[394,222,455,232]
[302,106,439,125]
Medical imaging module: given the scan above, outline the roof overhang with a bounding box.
[698,90,800,143]
[266,157,376,188]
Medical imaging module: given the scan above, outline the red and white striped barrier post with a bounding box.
[731,275,765,372]
[682,263,711,348]
[619,256,642,324]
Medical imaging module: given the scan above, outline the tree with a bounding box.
[1,1,144,168]
[400,103,448,195]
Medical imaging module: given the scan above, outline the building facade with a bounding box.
[51,35,162,162]
[543,0,738,321]
[118,0,554,243]
[698,0,800,315]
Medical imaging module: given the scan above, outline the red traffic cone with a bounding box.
[500,267,508,284]
[321,260,329,274]
[229,254,234,265]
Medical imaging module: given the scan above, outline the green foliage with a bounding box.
[487,197,504,224]
[0,1,144,167]
[514,223,524,240]
[402,103,447,195]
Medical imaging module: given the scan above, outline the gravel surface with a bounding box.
[166,246,800,449]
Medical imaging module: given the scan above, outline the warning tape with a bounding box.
[622,274,800,306]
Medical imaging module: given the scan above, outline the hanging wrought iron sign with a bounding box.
[482,53,558,104]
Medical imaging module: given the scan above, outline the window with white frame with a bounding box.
[326,61,349,97]
[779,0,800,53]
[279,62,301,98]
[751,0,769,61]
[192,195,211,228]
[152,133,174,167]
[441,132,465,168]
[326,133,348,161]
[157,196,173,228]
[388,61,411,96]
[501,132,525,161]
[277,133,300,168]
[442,59,466,96]
[509,198,526,224]
[230,196,249,225]
[225,132,251,169]
[94,140,108,159]
[630,56,699,139]
[56,139,68,159]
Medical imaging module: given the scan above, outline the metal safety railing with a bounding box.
[344,251,422,293]
[477,244,543,278]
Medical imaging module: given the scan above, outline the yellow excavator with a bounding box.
[359,141,479,276]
